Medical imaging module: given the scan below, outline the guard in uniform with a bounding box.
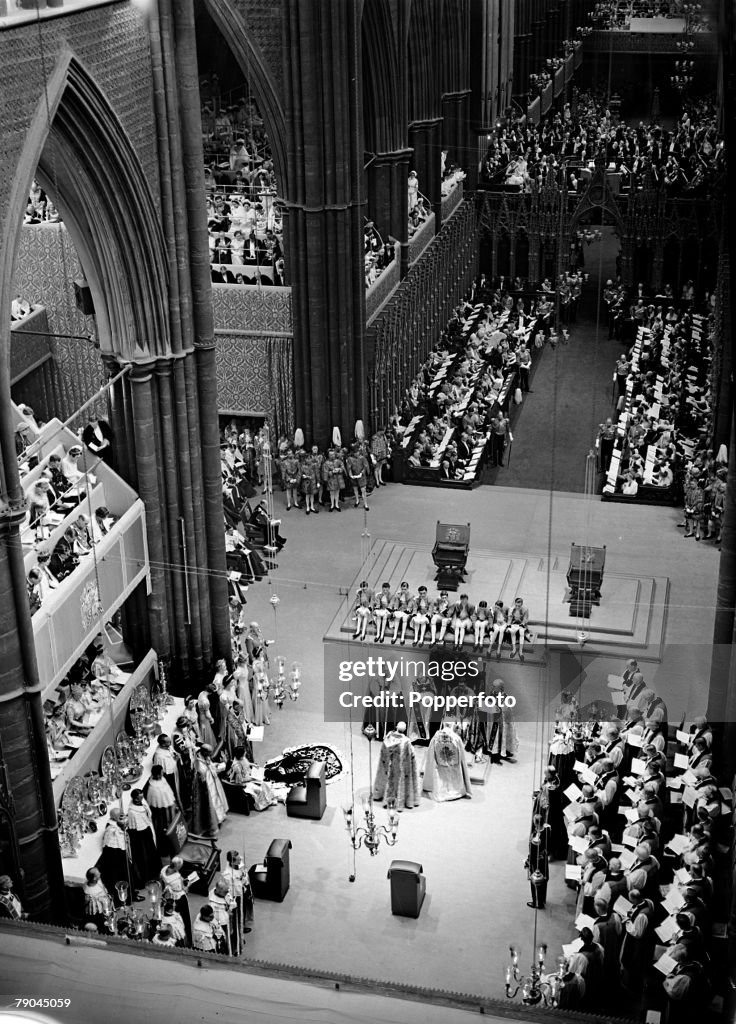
[281,449,301,511]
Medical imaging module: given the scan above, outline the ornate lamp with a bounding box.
[288,661,302,701]
[115,880,129,906]
[504,944,562,1006]
[146,879,163,923]
[343,725,399,856]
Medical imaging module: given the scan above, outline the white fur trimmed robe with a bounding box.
[373,732,421,808]
[422,727,473,801]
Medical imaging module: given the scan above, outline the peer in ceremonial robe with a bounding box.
[190,744,228,837]
[374,723,421,808]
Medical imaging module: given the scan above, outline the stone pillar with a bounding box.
[442,90,471,170]
[366,148,412,279]
[409,118,443,228]
[283,0,367,445]
[0,435,64,921]
[129,362,171,662]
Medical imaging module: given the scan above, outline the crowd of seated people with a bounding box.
[536,660,727,1016]
[591,0,711,29]
[19,420,118,616]
[440,155,466,197]
[199,77,285,286]
[601,293,724,520]
[348,580,534,658]
[43,637,128,775]
[407,169,431,236]
[364,219,395,289]
[219,423,286,594]
[480,90,723,198]
[395,276,578,481]
[10,294,32,321]
[23,178,61,225]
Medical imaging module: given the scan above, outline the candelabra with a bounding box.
[343,725,399,856]
[577,228,602,246]
[529,72,551,96]
[676,37,696,53]
[271,656,287,710]
[682,3,703,34]
[504,944,565,1006]
[671,60,695,92]
[288,661,302,701]
[146,879,163,926]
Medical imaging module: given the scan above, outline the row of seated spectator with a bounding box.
[602,279,708,344]
[44,638,129,775]
[19,419,118,614]
[207,189,284,286]
[480,89,722,198]
[536,662,727,1017]
[199,75,286,285]
[591,0,710,29]
[24,178,61,225]
[364,219,396,289]
[601,299,719,509]
[394,275,579,483]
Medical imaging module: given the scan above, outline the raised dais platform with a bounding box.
[324,540,668,662]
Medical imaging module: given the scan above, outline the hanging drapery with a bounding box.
[267,335,295,440]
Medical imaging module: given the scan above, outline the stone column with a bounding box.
[283,0,367,445]
[0,432,64,920]
[409,118,443,228]
[366,148,412,278]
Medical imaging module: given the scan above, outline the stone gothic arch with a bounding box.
[1,53,170,365]
[200,0,287,197]
[567,168,626,240]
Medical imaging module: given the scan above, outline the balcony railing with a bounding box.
[441,181,464,224]
[17,419,150,695]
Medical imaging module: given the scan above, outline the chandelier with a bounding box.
[671,60,695,92]
[577,228,602,246]
[504,944,565,1006]
[682,3,703,34]
[343,725,399,856]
